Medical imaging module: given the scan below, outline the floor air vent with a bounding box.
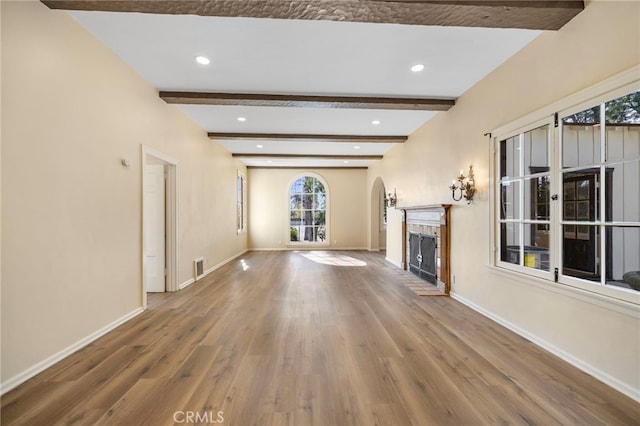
[194,258,205,280]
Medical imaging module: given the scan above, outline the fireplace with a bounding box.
[403,205,451,294]
[409,233,437,284]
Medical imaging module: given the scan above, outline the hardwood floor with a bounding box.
[2,251,638,425]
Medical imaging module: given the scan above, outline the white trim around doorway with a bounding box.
[141,145,178,309]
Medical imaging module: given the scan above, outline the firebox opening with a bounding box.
[409,233,437,285]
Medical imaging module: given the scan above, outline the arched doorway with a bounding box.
[370,177,388,252]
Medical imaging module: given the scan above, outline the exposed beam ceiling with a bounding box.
[42,0,584,30]
[208,133,407,143]
[161,91,454,111]
[46,1,567,168]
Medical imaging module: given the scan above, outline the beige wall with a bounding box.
[1,1,246,385]
[368,0,640,397]
[248,168,367,250]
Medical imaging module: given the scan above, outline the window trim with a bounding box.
[236,171,247,234]
[490,65,640,307]
[494,117,555,281]
[286,172,330,247]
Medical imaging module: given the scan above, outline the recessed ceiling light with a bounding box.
[411,64,425,72]
[256,144,263,148]
[195,56,210,65]
[354,146,361,150]
[372,120,381,125]
[237,117,246,122]
[344,160,350,164]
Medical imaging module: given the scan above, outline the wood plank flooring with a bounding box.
[2,250,639,425]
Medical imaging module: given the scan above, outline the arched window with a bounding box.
[289,175,327,243]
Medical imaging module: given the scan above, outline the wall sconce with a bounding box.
[450,165,476,203]
[386,188,397,208]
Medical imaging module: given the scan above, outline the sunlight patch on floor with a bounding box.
[240,259,250,271]
[299,251,367,266]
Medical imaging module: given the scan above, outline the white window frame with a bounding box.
[286,172,330,247]
[236,171,247,234]
[494,118,554,282]
[490,66,640,307]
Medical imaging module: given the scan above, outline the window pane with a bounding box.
[562,104,601,168]
[605,91,640,124]
[291,177,305,194]
[500,223,520,265]
[313,210,325,226]
[500,136,519,179]
[524,237,550,272]
[524,176,550,221]
[301,210,314,226]
[317,226,326,242]
[301,177,314,193]
[524,125,549,171]
[317,192,326,210]
[607,160,640,223]
[563,225,599,281]
[300,226,321,242]
[562,125,601,168]
[606,227,640,292]
[500,181,521,220]
[563,171,599,222]
[605,91,640,163]
[299,226,309,241]
[563,105,601,125]
[302,194,314,208]
[606,122,640,163]
[290,195,302,211]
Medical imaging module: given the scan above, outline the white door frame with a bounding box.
[141,145,178,309]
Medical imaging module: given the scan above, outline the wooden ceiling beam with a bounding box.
[248,166,369,170]
[208,133,406,143]
[232,153,383,160]
[42,1,583,30]
[162,91,454,111]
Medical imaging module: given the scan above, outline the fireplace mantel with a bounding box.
[400,204,452,211]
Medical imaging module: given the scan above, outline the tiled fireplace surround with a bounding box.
[403,205,451,295]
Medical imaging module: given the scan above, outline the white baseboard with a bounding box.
[2,250,250,394]
[179,249,249,289]
[450,292,640,403]
[179,278,196,289]
[0,307,144,396]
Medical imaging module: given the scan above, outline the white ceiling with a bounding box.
[68,10,541,168]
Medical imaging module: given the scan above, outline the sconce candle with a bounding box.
[386,188,397,208]
[449,165,476,203]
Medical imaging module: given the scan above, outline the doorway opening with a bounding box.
[370,177,388,252]
[142,146,178,309]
